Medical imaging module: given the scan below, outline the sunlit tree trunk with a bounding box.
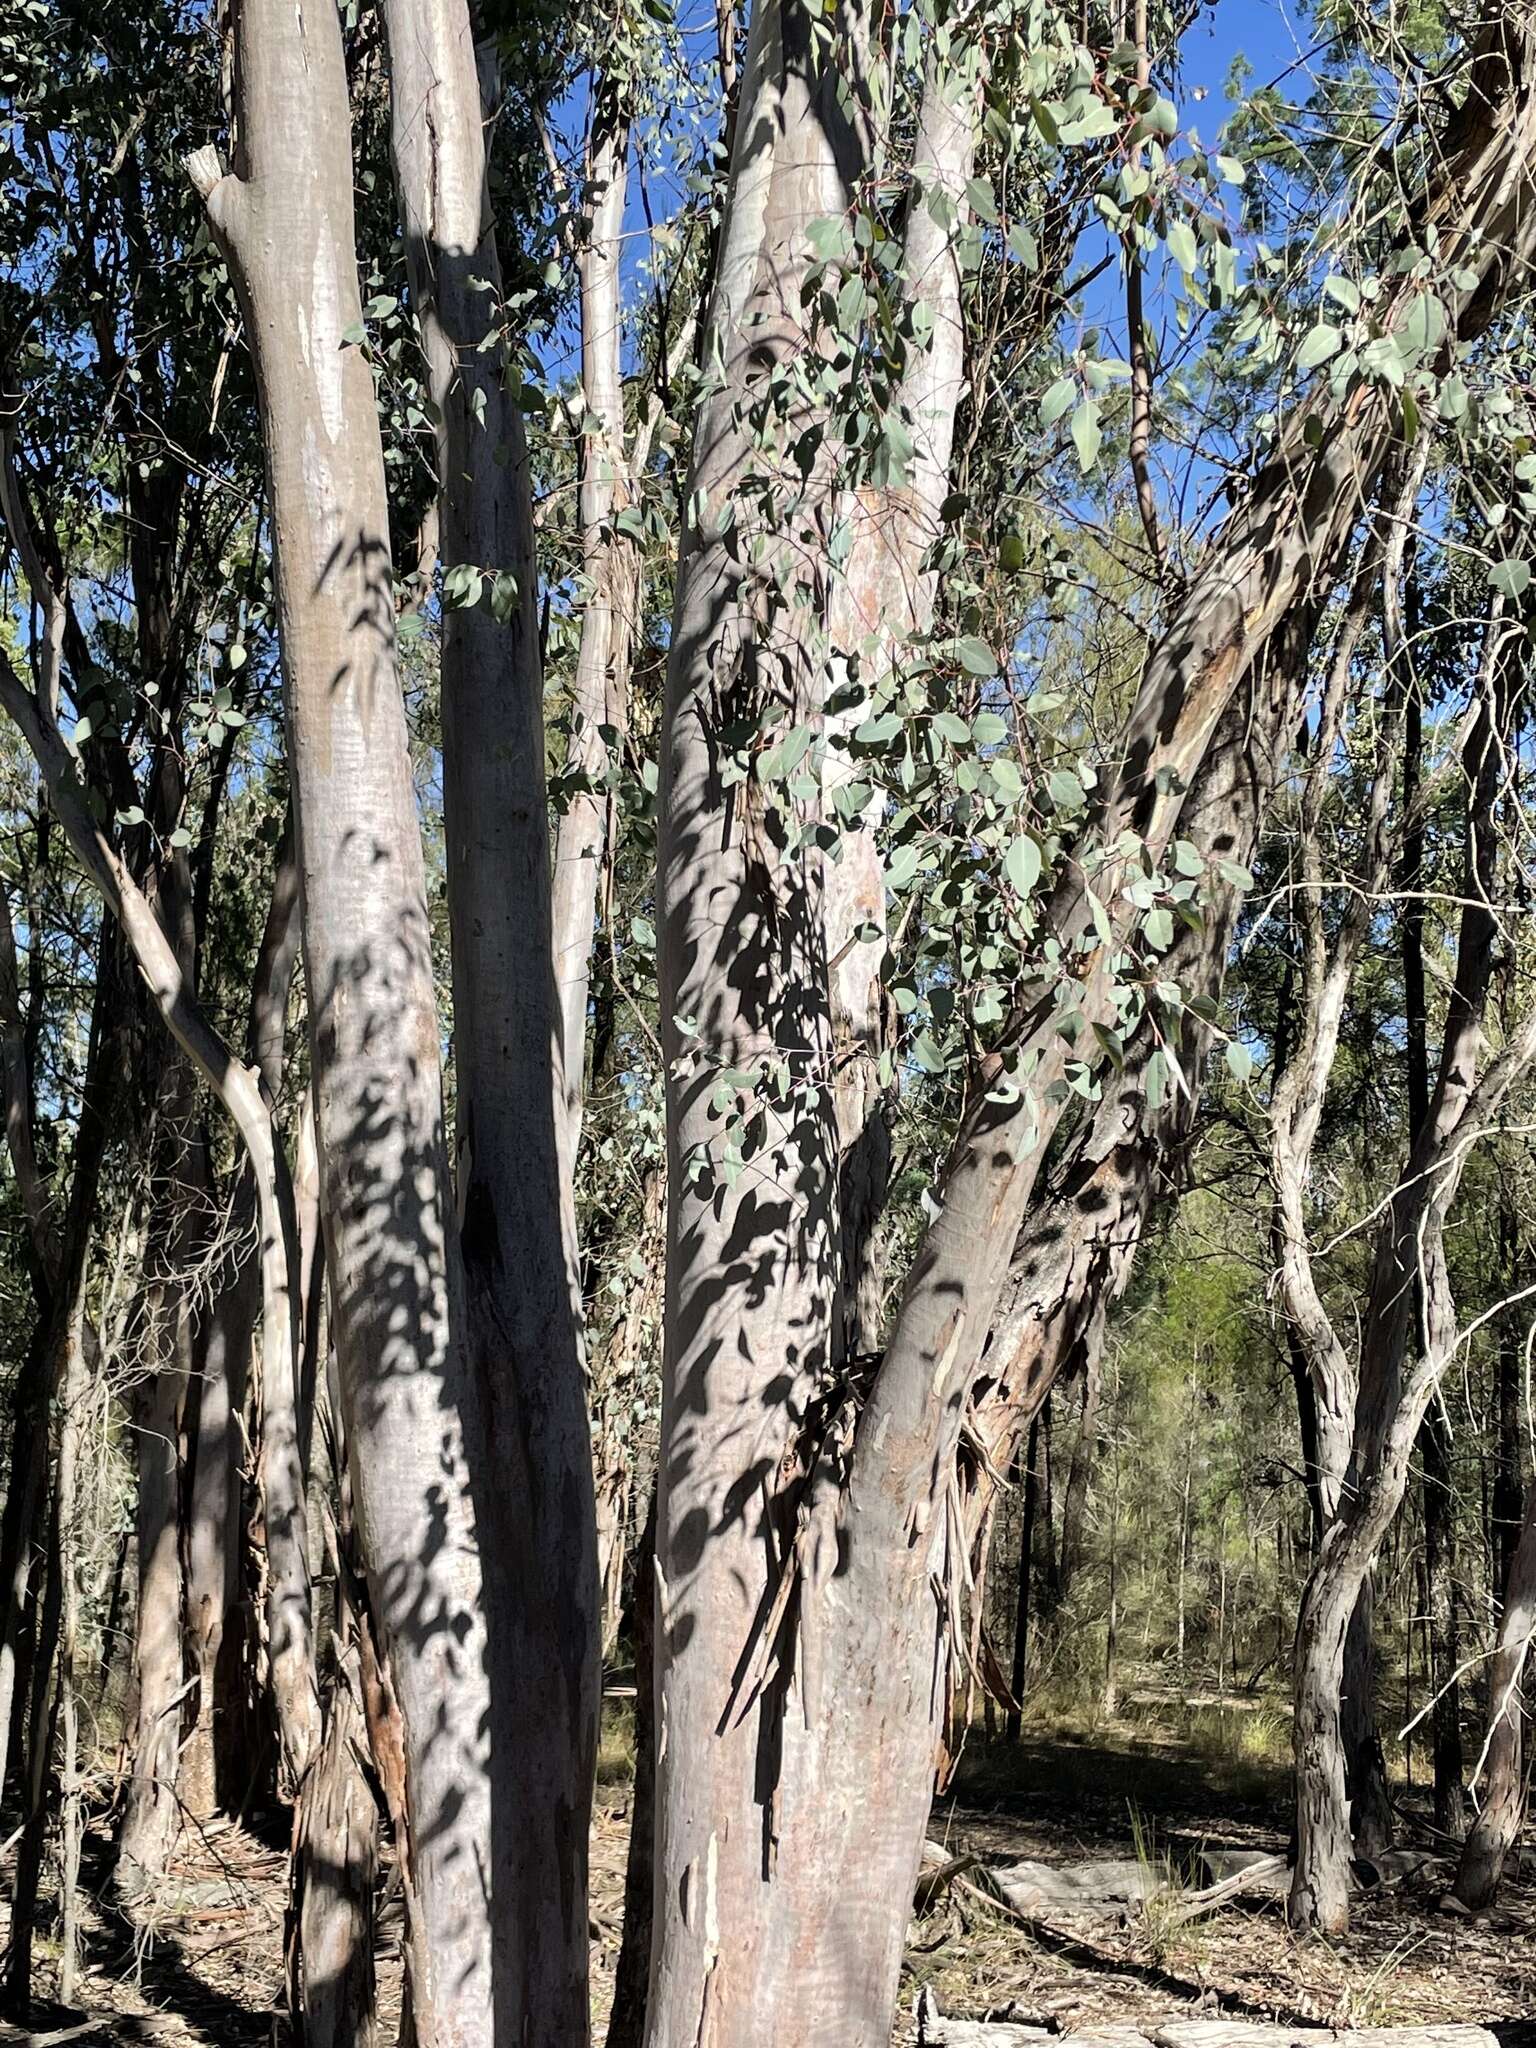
[189,0,498,2024]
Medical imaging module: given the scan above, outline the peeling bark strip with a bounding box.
[187,1,496,2034]
[381,0,600,2033]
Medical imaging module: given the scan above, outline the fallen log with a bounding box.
[916,1997,1535,2048]
[1160,1853,1288,1926]
[921,1998,1531,2048]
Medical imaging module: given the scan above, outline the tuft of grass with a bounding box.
[597,1699,637,1787]
[1128,1800,1211,1971]
[1330,1934,1432,2027]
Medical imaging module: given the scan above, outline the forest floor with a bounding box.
[5,1695,1535,2044]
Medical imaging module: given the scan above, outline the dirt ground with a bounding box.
[7,1721,1535,2044]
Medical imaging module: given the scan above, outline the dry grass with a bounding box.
[10,1692,1536,2043]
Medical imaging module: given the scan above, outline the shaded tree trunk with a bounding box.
[118,1053,205,1897]
[1404,666,1464,1837]
[6,1471,64,2018]
[1006,1422,1040,1743]
[607,1486,657,2048]
[1455,1486,1536,1906]
[293,1386,378,2048]
[382,4,599,2030]
[1058,1352,1102,1606]
[1493,1187,1524,1614]
[1423,1405,1464,1835]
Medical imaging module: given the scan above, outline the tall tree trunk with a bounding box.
[1290,595,1536,1931]
[294,1656,379,2048]
[607,1486,657,2048]
[381,0,599,2027]
[294,1386,379,2048]
[119,1056,206,1897]
[823,52,975,1363]
[1493,1186,1524,1613]
[1006,1423,1040,1743]
[551,83,633,1170]
[7,1473,64,2018]
[648,0,871,2038]
[1455,1486,1536,1907]
[180,1260,254,1818]
[1058,1351,1102,1605]
[1404,669,1465,1836]
[56,1315,86,2010]
[183,800,300,1806]
[189,3,500,2026]
[1423,1403,1464,1834]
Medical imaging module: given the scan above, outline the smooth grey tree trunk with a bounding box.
[822,56,975,1362]
[381,0,600,2029]
[650,1,874,2038]
[551,89,634,1170]
[189,1,500,2028]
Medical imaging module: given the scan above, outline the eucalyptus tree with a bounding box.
[188,0,503,2030]
[0,0,319,1892]
[644,3,1536,2038]
[1289,581,1536,1931]
[380,0,608,2020]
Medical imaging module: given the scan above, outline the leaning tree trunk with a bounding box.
[1455,1485,1536,1906]
[959,598,1321,1587]
[188,1,499,2028]
[381,0,600,2029]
